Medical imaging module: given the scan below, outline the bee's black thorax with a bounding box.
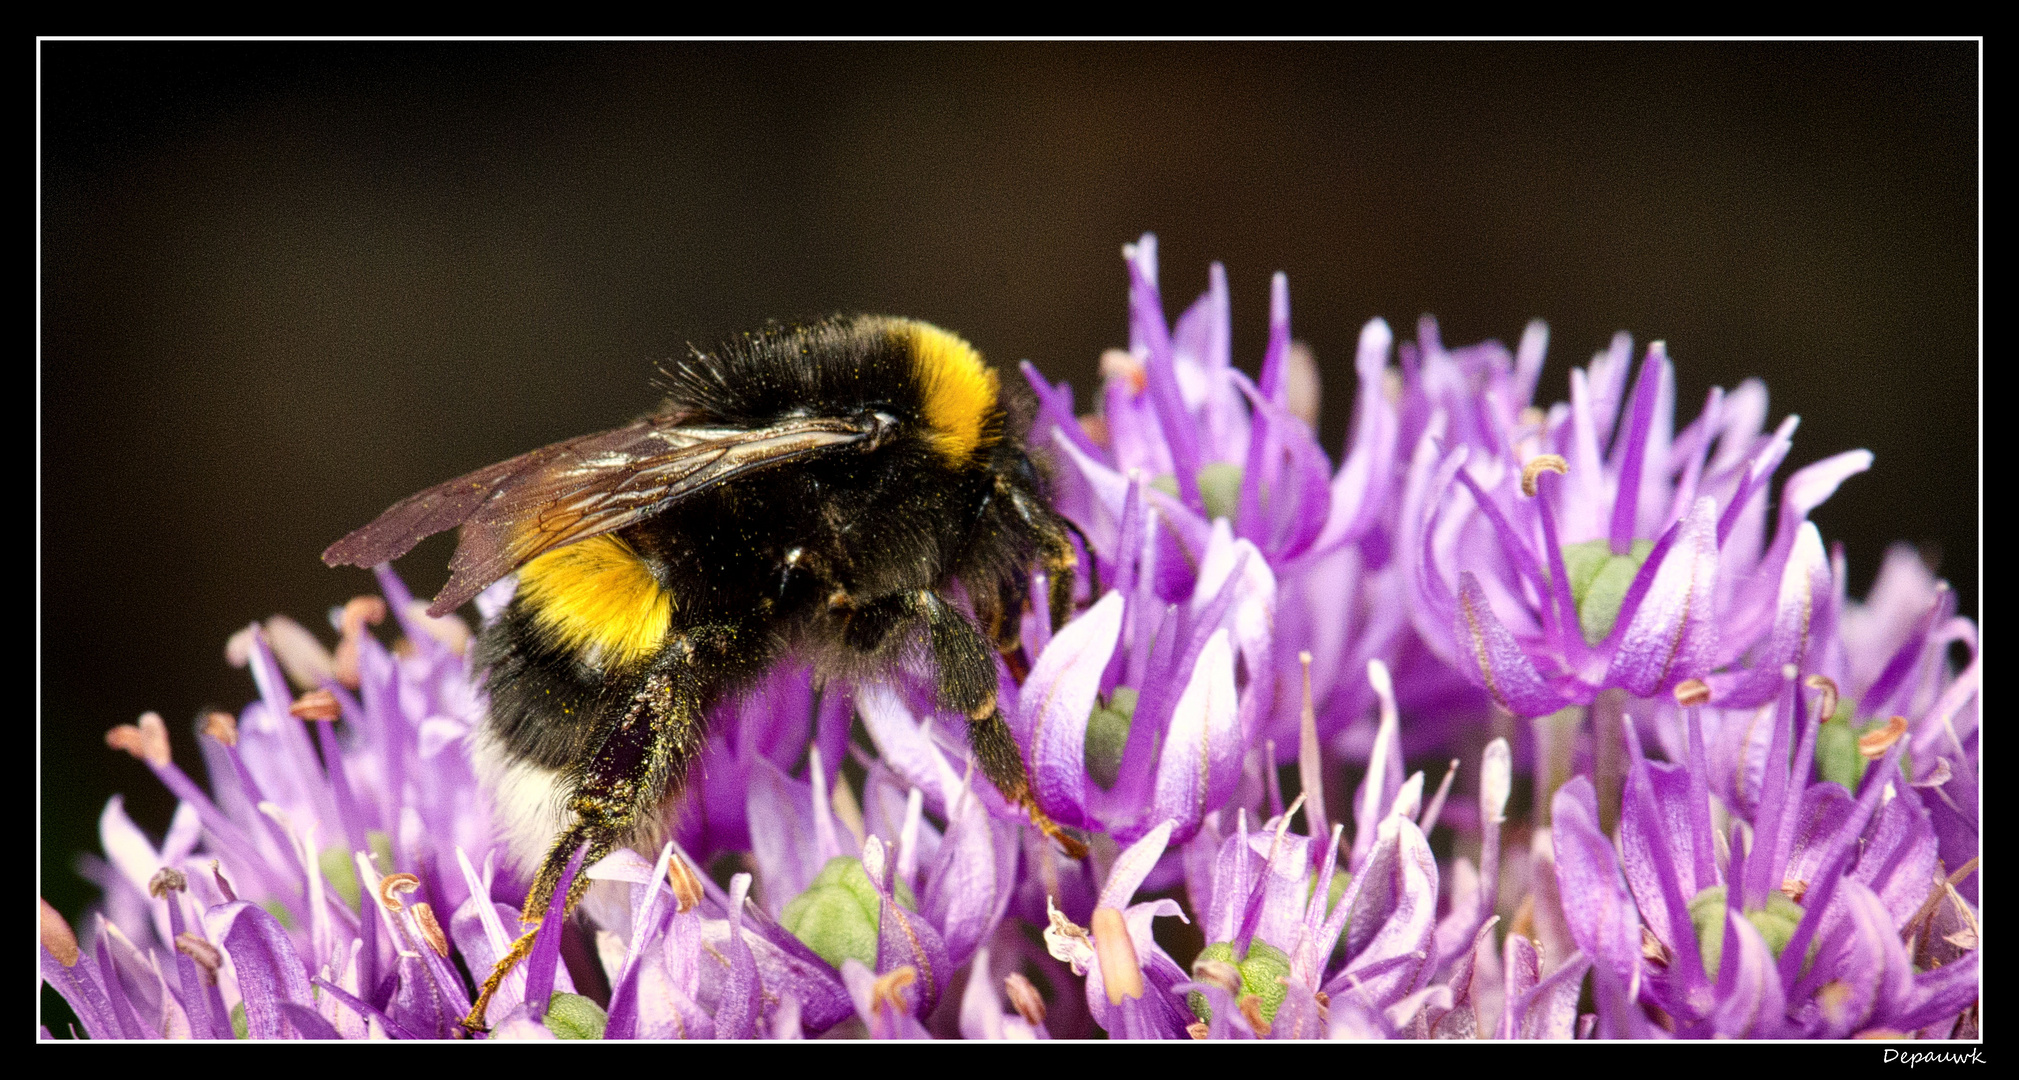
[474,316,1062,787]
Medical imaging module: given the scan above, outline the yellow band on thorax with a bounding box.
[900,320,999,464]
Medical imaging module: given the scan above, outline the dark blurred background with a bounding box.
[42,42,1976,929]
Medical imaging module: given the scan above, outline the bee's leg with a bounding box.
[1006,487,1094,631]
[918,590,1089,860]
[464,637,712,1033]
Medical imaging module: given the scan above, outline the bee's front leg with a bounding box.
[916,590,1088,861]
[464,635,713,1033]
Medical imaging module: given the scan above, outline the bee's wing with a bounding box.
[324,413,878,616]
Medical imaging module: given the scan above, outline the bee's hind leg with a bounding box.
[917,590,1089,860]
[464,640,713,1033]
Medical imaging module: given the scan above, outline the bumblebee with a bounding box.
[323,315,1090,1029]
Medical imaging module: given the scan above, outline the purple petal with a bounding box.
[277,1001,341,1040]
[1550,777,1642,995]
[1510,949,1591,1039]
[1604,496,1720,696]
[1713,523,1830,708]
[853,684,966,819]
[1893,950,1979,1034]
[311,976,423,1040]
[519,842,588,1023]
[1616,759,1709,993]
[1452,571,1575,717]
[1324,816,1439,1010]
[206,900,315,1039]
[746,758,840,917]
[1023,591,1125,827]
[921,794,1006,970]
[1141,630,1239,843]
[1708,911,1787,1037]
[709,875,763,1038]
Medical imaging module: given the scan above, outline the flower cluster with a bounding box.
[44,234,1977,1040]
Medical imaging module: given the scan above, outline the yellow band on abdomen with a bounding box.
[517,534,673,670]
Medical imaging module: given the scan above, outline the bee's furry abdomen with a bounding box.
[474,600,614,772]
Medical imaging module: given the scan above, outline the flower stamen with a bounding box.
[412,901,450,957]
[1090,907,1143,1004]
[377,871,422,912]
[1673,678,1711,708]
[202,710,239,747]
[1858,716,1908,760]
[147,867,187,899]
[105,712,171,768]
[39,898,79,967]
[1003,972,1047,1027]
[290,689,341,723]
[1520,454,1569,498]
[667,855,705,914]
[174,932,222,984]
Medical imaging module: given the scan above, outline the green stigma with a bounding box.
[1084,687,1139,791]
[779,856,918,971]
[1186,939,1292,1026]
[1559,538,1655,645]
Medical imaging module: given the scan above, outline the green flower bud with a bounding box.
[779,856,917,971]
[1304,868,1352,919]
[259,899,297,931]
[542,992,608,1039]
[1688,885,1808,976]
[1559,538,1655,645]
[318,830,395,912]
[1185,939,1294,1025]
[1151,462,1247,523]
[1084,687,1139,791]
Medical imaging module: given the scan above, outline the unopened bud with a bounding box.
[106,712,172,767]
[1003,972,1046,1027]
[1090,906,1143,1005]
[290,689,342,723]
[1858,716,1908,760]
[202,711,240,747]
[148,866,188,899]
[377,871,422,911]
[1673,679,1711,708]
[39,898,78,967]
[667,855,704,914]
[175,932,222,983]
[1521,454,1569,498]
[412,902,450,957]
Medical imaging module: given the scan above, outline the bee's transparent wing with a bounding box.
[324,413,875,616]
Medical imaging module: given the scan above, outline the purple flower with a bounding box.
[1397,320,1871,716]
[1551,673,1978,1038]
[1024,234,1411,764]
